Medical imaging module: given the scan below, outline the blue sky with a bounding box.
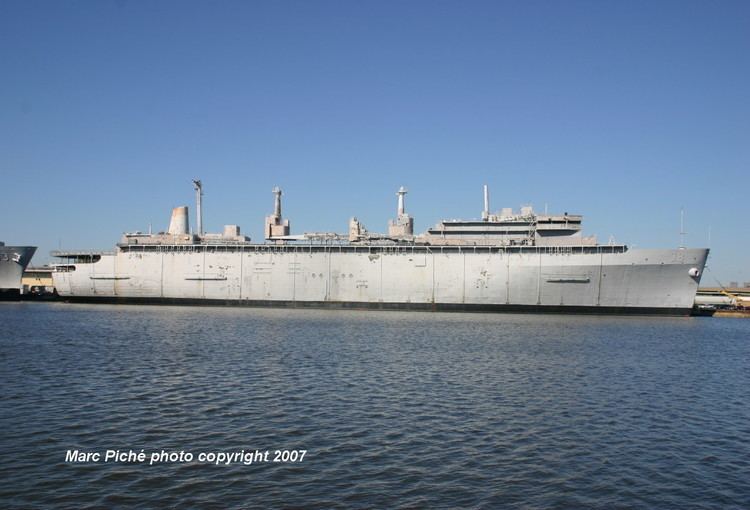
[1,0,748,283]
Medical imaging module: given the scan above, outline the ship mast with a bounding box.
[387,186,414,238]
[397,186,407,216]
[192,179,203,236]
[679,207,686,249]
[482,184,490,221]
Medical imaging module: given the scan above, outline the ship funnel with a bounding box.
[168,206,190,235]
[192,179,203,236]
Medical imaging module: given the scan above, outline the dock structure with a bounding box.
[694,286,750,311]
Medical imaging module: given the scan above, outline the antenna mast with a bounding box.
[679,208,686,249]
[482,185,489,221]
[192,179,203,236]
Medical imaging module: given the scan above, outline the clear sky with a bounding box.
[1,0,748,284]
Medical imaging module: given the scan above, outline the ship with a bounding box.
[51,181,708,315]
[0,242,37,300]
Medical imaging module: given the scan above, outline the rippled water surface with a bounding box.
[1,303,749,509]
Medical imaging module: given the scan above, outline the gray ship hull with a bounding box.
[0,244,37,299]
[58,296,695,315]
[53,245,708,315]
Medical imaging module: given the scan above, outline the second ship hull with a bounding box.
[53,245,708,315]
[0,245,37,300]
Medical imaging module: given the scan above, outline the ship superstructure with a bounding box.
[52,181,708,315]
[348,185,594,247]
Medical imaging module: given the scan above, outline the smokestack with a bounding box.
[482,184,489,221]
[192,179,203,235]
[273,186,282,217]
[168,206,189,235]
[397,186,407,216]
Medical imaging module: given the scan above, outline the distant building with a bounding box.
[21,267,55,295]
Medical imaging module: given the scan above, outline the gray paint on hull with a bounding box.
[53,246,708,314]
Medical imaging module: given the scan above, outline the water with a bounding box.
[1,303,748,509]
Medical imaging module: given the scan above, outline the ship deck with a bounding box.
[52,243,632,256]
